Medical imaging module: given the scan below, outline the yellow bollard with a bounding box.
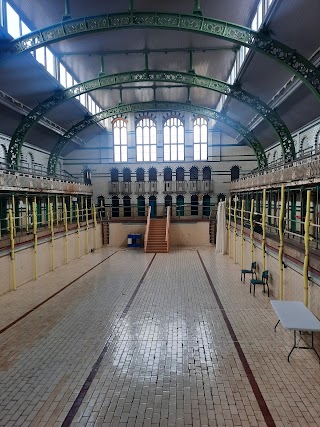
[228,197,231,258]
[56,195,59,225]
[8,209,16,291]
[49,203,55,271]
[234,197,237,264]
[278,184,285,300]
[64,202,68,264]
[262,189,267,271]
[12,194,16,237]
[93,205,97,250]
[303,190,311,307]
[33,201,38,280]
[241,200,244,270]
[85,198,89,254]
[25,195,29,233]
[250,198,254,264]
[76,203,80,258]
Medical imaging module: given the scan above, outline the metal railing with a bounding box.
[165,206,171,252]
[144,206,151,253]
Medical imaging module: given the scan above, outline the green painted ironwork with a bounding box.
[47,101,267,175]
[9,69,294,167]
[5,11,320,101]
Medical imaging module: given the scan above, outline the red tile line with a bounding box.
[197,250,277,427]
[0,250,119,336]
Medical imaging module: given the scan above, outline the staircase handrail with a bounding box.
[144,206,151,252]
[165,206,171,251]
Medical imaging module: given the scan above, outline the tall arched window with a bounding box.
[194,117,208,160]
[164,167,172,181]
[176,167,184,181]
[190,167,199,180]
[0,144,7,162]
[136,118,157,161]
[136,168,145,182]
[111,168,119,182]
[149,167,157,181]
[123,168,131,182]
[113,119,127,162]
[231,165,240,181]
[163,117,184,161]
[203,166,211,180]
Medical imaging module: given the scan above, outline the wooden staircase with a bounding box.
[145,218,168,253]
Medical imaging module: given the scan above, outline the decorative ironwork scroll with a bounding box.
[5,11,320,101]
[47,101,267,175]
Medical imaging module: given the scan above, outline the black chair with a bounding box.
[250,270,269,296]
[241,262,257,282]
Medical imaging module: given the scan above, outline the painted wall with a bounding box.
[109,221,210,247]
[0,223,102,296]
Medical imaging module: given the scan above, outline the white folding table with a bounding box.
[271,300,320,362]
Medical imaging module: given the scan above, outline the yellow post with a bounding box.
[76,203,80,258]
[56,195,59,225]
[12,194,16,237]
[241,199,244,270]
[233,197,237,264]
[8,209,16,291]
[85,198,89,254]
[262,189,267,271]
[278,184,285,300]
[228,197,231,258]
[64,202,68,264]
[93,205,97,250]
[25,195,29,233]
[250,198,254,264]
[32,201,38,280]
[303,190,311,307]
[49,202,55,271]
[70,195,73,223]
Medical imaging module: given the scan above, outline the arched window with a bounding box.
[176,195,184,217]
[136,168,145,182]
[203,195,211,217]
[0,144,7,161]
[191,194,198,216]
[111,168,119,182]
[136,118,157,162]
[123,196,131,217]
[217,193,226,203]
[203,166,211,180]
[26,152,34,171]
[163,117,184,161]
[164,167,172,181]
[97,195,105,206]
[315,130,320,152]
[231,165,240,181]
[194,117,208,160]
[165,195,172,209]
[190,167,199,180]
[176,167,184,181]
[149,167,157,181]
[111,196,119,217]
[137,196,145,217]
[123,168,131,182]
[113,119,127,162]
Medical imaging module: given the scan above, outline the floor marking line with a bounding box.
[197,250,276,427]
[0,250,119,336]
[61,253,157,427]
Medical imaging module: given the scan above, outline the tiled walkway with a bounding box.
[0,247,320,426]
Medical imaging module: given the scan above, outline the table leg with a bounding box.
[311,332,320,363]
[274,319,280,332]
[288,330,296,362]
